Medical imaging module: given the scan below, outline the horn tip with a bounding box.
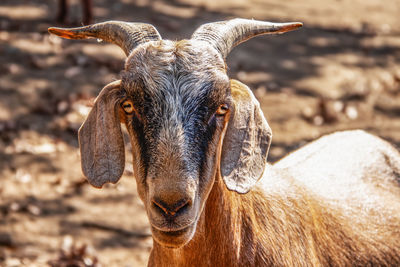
[48,27,69,39]
[293,22,303,28]
[48,27,85,40]
[279,22,303,33]
[287,22,303,29]
[47,27,58,35]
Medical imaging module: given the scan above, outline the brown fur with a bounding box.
[147,82,400,266]
[150,165,400,267]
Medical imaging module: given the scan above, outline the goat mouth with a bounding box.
[151,220,198,248]
[151,223,196,248]
[151,222,193,234]
[152,225,191,236]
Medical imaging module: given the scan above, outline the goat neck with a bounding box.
[149,167,400,267]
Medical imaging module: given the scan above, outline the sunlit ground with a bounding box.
[1,0,400,266]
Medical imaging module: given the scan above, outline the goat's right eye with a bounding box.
[216,104,229,116]
[122,100,135,114]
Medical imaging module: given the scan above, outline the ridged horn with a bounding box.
[48,21,161,56]
[191,18,302,59]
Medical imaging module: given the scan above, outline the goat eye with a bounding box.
[122,100,135,114]
[216,104,229,116]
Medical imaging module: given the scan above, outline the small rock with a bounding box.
[345,106,358,120]
[10,202,20,212]
[313,115,324,126]
[333,101,344,112]
[302,106,314,120]
[15,169,32,183]
[8,63,22,75]
[57,100,70,114]
[27,204,41,216]
[65,66,82,78]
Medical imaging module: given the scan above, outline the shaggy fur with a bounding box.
[48,19,400,267]
[150,129,400,267]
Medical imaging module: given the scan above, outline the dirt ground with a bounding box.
[0,0,399,266]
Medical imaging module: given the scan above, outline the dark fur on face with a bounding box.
[122,40,229,173]
[120,40,232,247]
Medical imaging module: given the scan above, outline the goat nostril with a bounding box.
[152,199,169,215]
[152,198,191,217]
[174,199,190,216]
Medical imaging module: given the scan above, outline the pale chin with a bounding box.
[151,222,197,248]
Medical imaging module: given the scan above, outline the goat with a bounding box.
[48,19,400,266]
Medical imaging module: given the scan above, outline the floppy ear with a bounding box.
[220,80,272,194]
[78,80,125,188]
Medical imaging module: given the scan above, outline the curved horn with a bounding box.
[191,18,302,59]
[48,21,161,56]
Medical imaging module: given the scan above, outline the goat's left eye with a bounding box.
[216,104,229,116]
[122,100,135,114]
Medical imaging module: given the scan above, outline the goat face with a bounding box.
[48,18,301,248]
[121,40,231,247]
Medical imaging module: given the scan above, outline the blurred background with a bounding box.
[1,0,399,266]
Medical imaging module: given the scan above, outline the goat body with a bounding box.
[150,128,400,266]
[48,19,400,267]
